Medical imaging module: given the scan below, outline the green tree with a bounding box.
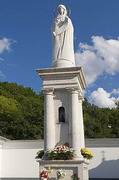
[0,82,119,140]
[0,82,44,140]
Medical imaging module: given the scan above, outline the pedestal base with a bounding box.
[37,159,89,180]
[52,59,75,68]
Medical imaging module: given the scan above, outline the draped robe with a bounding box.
[52,15,75,67]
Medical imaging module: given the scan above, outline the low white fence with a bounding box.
[0,138,119,179]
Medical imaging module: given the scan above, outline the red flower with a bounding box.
[44,175,48,178]
[40,170,48,178]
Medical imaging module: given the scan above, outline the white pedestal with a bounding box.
[36,67,89,179]
[37,159,89,180]
[36,67,86,157]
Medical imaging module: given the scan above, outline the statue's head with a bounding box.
[58,4,67,16]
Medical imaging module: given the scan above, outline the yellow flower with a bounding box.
[81,148,93,159]
[47,167,51,170]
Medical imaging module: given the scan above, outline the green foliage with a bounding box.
[83,98,119,138]
[0,82,119,140]
[36,150,44,159]
[0,82,44,140]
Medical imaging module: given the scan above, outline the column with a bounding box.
[43,89,55,151]
[78,96,85,148]
[69,89,82,159]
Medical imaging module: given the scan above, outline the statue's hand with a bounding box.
[55,17,60,25]
[52,16,68,36]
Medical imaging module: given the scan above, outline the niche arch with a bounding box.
[59,106,65,123]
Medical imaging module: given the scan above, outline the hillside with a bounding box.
[0,82,44,140]
[0,82,119,140]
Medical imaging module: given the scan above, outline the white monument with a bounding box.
[52,4,75,68]
[36,4,89,180]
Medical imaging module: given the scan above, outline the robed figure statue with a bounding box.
[52,4,75,68]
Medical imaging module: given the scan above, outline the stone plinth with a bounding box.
[37,159,89,180]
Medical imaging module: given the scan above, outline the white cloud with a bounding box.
[75,49,104,85]
[0,37,16,78]
[75,36,119,85]
[111,89,119,95]
[89,88,117,109]
[0,71,6,79]
[0,37,14,54]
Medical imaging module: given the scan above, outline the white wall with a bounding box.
[1,149,39,178]
[0,137,7,178]
[1,139,119,179]
[89,147,119,179]
[0,148,2,178]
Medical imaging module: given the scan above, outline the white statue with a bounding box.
[52,4,75,68]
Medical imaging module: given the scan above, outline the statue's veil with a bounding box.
[53,5,71,17]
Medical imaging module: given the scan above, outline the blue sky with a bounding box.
[0,0,119,108]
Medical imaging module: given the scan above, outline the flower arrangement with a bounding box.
[36,149,44,159]
[40,167,53,180]
[40,170,48,179]
[36,143,75,160]
[81,148,93,160]
[45,144,75,160]
[57,169,66,180]
[71,173,79,180]
[46,167,53,178]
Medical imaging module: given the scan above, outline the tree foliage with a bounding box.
[0,82,119,140]
[0,82,44,140]
[83,98,119,138]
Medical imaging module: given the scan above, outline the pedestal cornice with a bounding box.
[37,159,85,165]
[36,66,87,90]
